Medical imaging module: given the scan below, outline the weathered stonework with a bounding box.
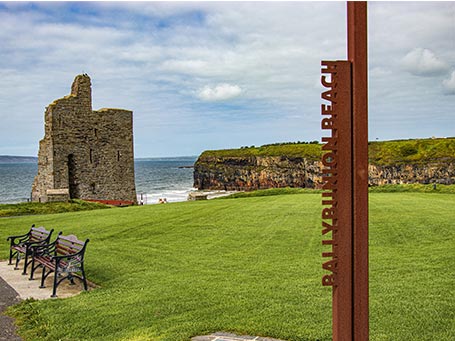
[194,156,455,191]
[32,74,137,204]
[368,163,455,186]
[194,156,322,191]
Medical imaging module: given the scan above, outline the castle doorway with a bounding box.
[68,154,79,199]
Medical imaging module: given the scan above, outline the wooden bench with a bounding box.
[29,234,89,297]
[7,225,56,275]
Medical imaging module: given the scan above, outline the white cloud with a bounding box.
[197,83,242,101]
[402,48,449,76]
[443,71,455,95]
[160,59,209,75]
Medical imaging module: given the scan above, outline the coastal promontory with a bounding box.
[194,138,455,191]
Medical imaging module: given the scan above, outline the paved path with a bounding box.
[0,259,93,341]
[192,332,286,341]
[0,275,22,341]
[0,260,94,300]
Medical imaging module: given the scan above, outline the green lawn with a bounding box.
[0,199,111,217]
[0,192,454,341]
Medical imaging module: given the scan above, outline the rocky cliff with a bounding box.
[368,163,455,186]
[194,155,322,191]
[194,140,455,190]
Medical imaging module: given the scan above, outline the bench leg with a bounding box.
[81,266,88,291]
[22,251,29,275]
[39,266,47,288]
[8,248,14,265]
[14,253,21,270]
[51,270,59,298]
[29,258,38,280]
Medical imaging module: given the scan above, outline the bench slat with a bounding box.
[57,239,83,250]
[30,233,89,297]
[11,245,27,253]
[7,225,54,274]
[56,245,81,255]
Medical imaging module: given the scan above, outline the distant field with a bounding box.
[1,192,454,341]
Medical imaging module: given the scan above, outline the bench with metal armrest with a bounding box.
[7,225,56,275]
[29,234,89,298]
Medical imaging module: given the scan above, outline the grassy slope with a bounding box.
[368,138,455,165]
[0,193,454,341]
[199,143,322,160]
[369,193,454,340]
[0,200,111,217]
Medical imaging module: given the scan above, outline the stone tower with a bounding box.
[31,74,137,204]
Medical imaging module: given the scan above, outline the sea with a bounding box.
[0,156,198,204]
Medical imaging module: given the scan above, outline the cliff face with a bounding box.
[194,156,455,190]
[368,163,455,186]
[194,155,322,191]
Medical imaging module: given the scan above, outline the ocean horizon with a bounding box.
[0,156,198,204]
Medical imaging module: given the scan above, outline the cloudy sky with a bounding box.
[0,1,454,158]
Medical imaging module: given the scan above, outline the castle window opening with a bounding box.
[90,149,93,163]
[117,150,120,162]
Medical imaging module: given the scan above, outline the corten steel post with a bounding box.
[348,2,369,341]
[325,61,354,341]
[321,2,368,341]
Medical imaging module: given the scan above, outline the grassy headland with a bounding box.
[198,138,455,166]
[368,137,455,165]
[199,141,322,161]
[1,192,454,340]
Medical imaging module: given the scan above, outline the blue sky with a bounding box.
[0,1,454,158]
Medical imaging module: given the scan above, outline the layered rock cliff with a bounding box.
[194,139,455,190]
[368,163,455,186]
[194,155,322,191]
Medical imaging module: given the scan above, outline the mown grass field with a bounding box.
[0,192,454,341]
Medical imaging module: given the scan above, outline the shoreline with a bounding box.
[140,189,239,205]
[192,190,239,200]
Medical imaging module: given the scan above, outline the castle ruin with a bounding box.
[32,74,137,204]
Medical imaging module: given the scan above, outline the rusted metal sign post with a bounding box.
[321,2,368,340]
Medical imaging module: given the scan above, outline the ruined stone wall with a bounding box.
[32,74,137,203]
